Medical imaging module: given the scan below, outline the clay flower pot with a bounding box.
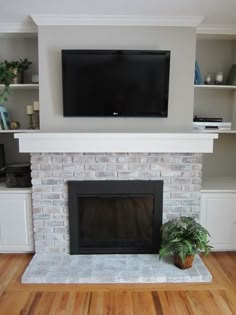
[173,254,195,269]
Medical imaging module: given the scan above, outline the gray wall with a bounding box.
[38,26,196,132]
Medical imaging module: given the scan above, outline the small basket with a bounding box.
[2,162,31,188]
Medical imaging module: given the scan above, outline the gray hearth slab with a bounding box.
[22,254,212,284]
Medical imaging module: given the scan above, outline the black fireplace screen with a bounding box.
[68,180,163,254]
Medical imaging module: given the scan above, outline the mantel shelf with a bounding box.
[14,132,218,153]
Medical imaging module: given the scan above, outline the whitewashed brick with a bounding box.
[42,206,63,213]
[53,156,73,164]
[44,220,64,227]
[73,156,95,163]
[138,171,161,178]
[33,185,53,192]
[53,200,68,207]
[34,227,54,233]
[40,164,62,171]
[32,207,42,214]
[33,213,51,220]
[117,156,139,163]
[53,170,73,178]
[128,164,149,171]
[43,233,64,240]
[85,164,107,171]
[31,171,53,178]
[73,171,95,178]
[117,171,139,178]
[33,200,53,207]
[63,164,84,171]
[107,164,129,171]
[42,179,63,185]
[42,193,63,200]
[95,171,116,178]
[95,156,116,163]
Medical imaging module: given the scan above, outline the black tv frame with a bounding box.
[62,49,171,118]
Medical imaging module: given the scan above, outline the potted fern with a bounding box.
[159,216,212,269]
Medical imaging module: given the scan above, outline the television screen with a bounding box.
[62,50,170,117]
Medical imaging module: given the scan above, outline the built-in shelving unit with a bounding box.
[194,32,236,190]
[0,32,39,164]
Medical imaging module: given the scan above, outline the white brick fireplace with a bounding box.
[15,132,218,254]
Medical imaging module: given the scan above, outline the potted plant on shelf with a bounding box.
[159,216,212,269]
[4,58,32,84]
[0,61,16,104]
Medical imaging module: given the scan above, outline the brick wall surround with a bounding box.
[31,152,203,254]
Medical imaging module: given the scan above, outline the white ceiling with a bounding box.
[0,0,236,27]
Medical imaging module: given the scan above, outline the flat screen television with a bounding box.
[62,50,170,117]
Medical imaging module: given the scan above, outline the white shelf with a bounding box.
[201,176,236,192]
[0,84,39,90]
[193,129,236,134]
[194,84,236,90]
[0,182,32,194]
[0,129,40,133]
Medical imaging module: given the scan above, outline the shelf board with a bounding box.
[193,129,236,134]
[201,176,236,192]
[194,84,236,90]
[0,84,39,90]
[0,182,32,194]
[0,129,40,133]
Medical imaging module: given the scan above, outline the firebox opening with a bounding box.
[68,180,163,255]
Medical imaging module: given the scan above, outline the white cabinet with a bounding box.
[201,191,236,251]
[0,185,34,252]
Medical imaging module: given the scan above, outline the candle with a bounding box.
[26,105,33,115]
[33,101,40,111]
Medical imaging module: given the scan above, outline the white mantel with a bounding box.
[15,133,218,153]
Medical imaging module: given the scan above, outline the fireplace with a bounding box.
[68,180,163,254]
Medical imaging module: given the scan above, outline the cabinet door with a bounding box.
[0,193,34,252]
[201,193,236,251]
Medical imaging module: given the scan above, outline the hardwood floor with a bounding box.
[0,252,236,314]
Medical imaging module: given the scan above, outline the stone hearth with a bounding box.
[22,254,212,284]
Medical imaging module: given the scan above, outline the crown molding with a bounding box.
[31,14,203,27]
[197,24,236,36]
[0,21,37,34]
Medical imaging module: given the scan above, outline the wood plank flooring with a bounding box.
[0,252,235,314]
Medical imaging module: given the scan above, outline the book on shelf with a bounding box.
[194,61,203,85]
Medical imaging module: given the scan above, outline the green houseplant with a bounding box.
[4,58,32,84]
[159,216,212,269]
[0,61,16,103]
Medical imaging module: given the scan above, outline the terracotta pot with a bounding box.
[173,254,195,269]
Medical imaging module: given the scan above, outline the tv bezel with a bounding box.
[62,49,171,118]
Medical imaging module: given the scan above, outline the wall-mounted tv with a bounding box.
[62,50,170,117]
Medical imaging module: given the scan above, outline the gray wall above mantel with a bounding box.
[39,25,196,132]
